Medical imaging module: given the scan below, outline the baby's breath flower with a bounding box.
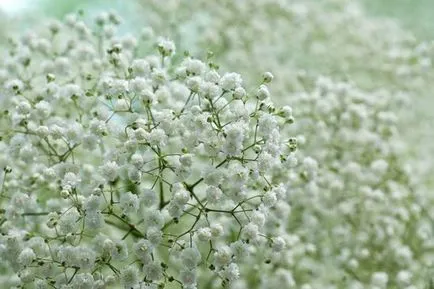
[17,248,36,267]
[196,227,212,242]
[256,84,270,100]
[120,266,139,289]
[219,72,242,91]
[101,161,119,182]
[0,8,355,289]
[181,247,201,270]
[157,38,176,57]
[143,262,163,281]
[180,269,197,288]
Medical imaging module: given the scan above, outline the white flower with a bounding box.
[272,237,286,252]
[140,188,158,207]
[157,38,176,57]
[281,105,293,119]
[58,209,80,235]
[85,212,105,230]
[181,247,201,269]
[18,248,36,267]
[242,223,259,241]
[168,201,184,218]
[144,209,165,228]
[115,98,130,111]
[143,262,163,281]
[5,79,24,92]
[110,240,129,261]
[17,101,31,114]
[251,211,266,227]
[221,263,240,282]
[370,159,389,176]
[148,128,167,147]
[180,269,197,287]
[120,266,139,289]
[223,122,245,156]
[101,161,119,182]
[200,81,221,99]
[127,166,142,183]
[130,153,144,168]
[62,172,81,188]
[75,247,96,269]
[203,167,224,186]
[146,227,163,245]
[371,272,388,287]
[187,76,202,92]
[396,270,412,285]
[256,84,270,100]
[214,246,232,267]
[258,113,277,137]
[71,273,94,289]
[35,101,52,118]
[133,239,154,263]
[131,59,151,76]
[172,187,190,206]
[233,87,246,99]
[205,70,220,83]
[120,192,140,214]
[263,191,277,208]
[230,241,249,260]
[262,72,274,83]
[183,58,206,76]
[196,227,212,242]
[219,72,242,91]
[210,223,224,237]
[206,185,223,204]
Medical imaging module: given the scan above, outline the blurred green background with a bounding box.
[2,0,433,53]
[2,0,432,40]
[364,0,434,39]
[40,0,434,40]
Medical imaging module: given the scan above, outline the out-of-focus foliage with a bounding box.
[363,0,434,39]
[0,10,9,44]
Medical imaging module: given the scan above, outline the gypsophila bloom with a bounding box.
[120,191,140,214]
[0,11,299,289]
[120,265,139,288]
[131,0,434,228]
[180,269,197,288]
[275,76,427,289]
[143,262,163,281]
[17,248,36,267]
[272,236,286,252]
[221,262,240,282]
[256,84,270,100]
[181,247,201,270]
[219,72,242,91]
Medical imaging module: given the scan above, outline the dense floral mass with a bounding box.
[136,0,433,92]
[0,1,434,289]
[0,11,300,289]
[136,0,434,180]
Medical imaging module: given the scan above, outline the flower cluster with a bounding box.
[1,1,434,288]
[24,0,434,187]
[274,76,434,289]
[0,12,298,289]
[131,0,434,183]
[110,4,434,286]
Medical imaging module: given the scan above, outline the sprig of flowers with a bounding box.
[0,11,297,289]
